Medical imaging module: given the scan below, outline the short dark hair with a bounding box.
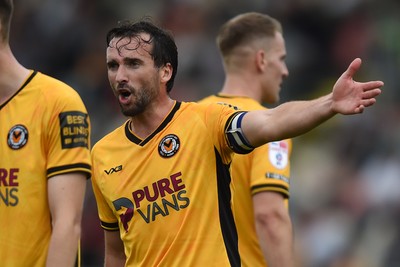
[217,12,282,60]
[106,19,178,93]
[0,0,13,42]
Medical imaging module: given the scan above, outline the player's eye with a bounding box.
[107,62,119,71]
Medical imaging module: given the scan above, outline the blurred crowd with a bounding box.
[11,0,400,266]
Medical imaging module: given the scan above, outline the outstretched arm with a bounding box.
[242,58,383,147]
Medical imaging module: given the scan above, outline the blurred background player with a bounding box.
[0,0,91,266]
[199,12,294,267]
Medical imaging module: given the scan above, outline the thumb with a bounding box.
[342,58,362,79]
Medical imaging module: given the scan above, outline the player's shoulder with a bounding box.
[180,100,218,113]
[173,101,237,133]
[181,100,237,117]
[32,71,71,89]
[32,71,81,99]
[92,122,127,153]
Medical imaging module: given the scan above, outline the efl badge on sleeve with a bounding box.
[268,141,288,169]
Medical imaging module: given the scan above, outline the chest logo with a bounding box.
[7,124,29,150]
[158,134,180,158]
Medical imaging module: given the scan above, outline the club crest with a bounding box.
[7,124,29,150]
[158,134,180,158]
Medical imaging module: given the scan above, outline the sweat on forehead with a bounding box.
[108,33,153,54]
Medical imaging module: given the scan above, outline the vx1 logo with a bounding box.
[104,165,123,175]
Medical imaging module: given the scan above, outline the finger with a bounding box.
[360,98,377,107]
[362,88,382,99]
[354,105,365,114]
[360,81,384,91]
[342,58,362,79]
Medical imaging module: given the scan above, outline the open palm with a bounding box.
[332,58,383,114]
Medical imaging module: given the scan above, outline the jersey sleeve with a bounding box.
[201,103,254,164]
[90,154,120,231]
[44,81,91,178]
[250,140,292,198]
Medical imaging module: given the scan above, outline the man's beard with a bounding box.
[119,87,156,117]
[120,102,145,117]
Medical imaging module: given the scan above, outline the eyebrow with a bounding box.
[124,57,143,65]
[106,57,145,68]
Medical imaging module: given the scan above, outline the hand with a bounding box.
[332,58,383,114]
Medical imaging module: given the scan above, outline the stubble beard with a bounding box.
[119,85,158,117]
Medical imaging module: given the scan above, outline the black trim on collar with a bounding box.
[125,121,142,144]
[125,101,182,146]
[0,71,37,110]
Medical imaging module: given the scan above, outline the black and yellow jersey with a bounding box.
[0,70,91,266]
[91,101,253,266]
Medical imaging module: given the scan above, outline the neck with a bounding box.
[0,46,30,103]
[129,96,175,139]
[220,73,262,103]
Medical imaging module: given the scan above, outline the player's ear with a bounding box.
[255,49,267,72]
[160,63,173,84]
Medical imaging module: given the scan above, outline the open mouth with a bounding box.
[120,90,131,99]
[118,89,132,103]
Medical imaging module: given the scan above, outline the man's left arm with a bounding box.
[46,172,87,267]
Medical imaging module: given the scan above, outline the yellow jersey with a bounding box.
[91,101,254,266]
[0,70,91,266]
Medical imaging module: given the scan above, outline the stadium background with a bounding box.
[11,0,400,266]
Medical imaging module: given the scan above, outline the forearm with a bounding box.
[47,173,87,267]
[243,94,335,147]
[255,212,295,267]
[46,222,81,267]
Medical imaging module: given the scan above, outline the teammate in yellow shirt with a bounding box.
[0,1,91,266]
[199,13,293,266]
[91,19,382,266]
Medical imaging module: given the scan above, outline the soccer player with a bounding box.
[90,19,382,266]
[0,0,91,266]
[199,13,293,266]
